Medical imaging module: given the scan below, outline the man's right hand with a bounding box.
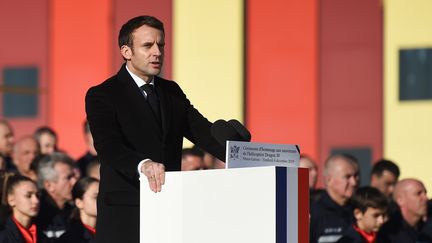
[141,160,165,193]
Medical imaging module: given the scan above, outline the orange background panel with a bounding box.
[246,0,318,159]
[50,0,112,158]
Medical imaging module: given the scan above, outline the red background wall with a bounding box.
[319,0,383,166]
[0,0,384,173]
[0,0,49,138]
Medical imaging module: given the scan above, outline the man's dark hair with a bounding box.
[118,15,164,49]
[182,147,204,159]
[350,186,388,213]
[70,177,99,220]
[34,126,57,141]
[371,159,400,179]
[72,177,99,201]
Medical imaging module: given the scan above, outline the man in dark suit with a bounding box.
[85,15,226,243]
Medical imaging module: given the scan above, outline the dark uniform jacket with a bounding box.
[36,190,73,239]
[377,211,432,243]
[0,206,10,231]
[310,191,354,243]
[0,217,49,243]
[85,64,225,243]
[56,220,95,243]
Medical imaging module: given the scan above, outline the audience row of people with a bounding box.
[0,171,98,243]
[302,154,432,243]
[0,120,100,243]
[181,146,432,242]
[1,118,431,243]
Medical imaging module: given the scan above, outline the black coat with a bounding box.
[85,64,225,243]
[36,190,73,239]
[0,217,49,243]
[377,211,432,243]
[0,206,10,231]
[310,192,354,243]
[55,220,95,243]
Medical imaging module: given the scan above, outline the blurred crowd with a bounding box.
[300,154,432,243]
[0,120,99,243]
[1,118,431,243]
[0,120,229,243]
[181,147,432,242]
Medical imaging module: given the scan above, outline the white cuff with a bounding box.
[137,159,151,180]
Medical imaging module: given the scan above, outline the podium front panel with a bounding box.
[140,166,308,243]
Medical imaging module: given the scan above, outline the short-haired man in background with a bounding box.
[181,147,204,171]
[310,154,359,243]
[12,136,39,181]
[378,178,432,242]
[37,152,77,239]
[370,159,400,199]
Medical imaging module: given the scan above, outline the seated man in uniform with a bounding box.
[378,178,432,242]
[310,154,359,243]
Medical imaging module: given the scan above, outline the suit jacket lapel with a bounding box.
[117,65,163,138]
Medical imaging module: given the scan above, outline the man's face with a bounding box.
[355,207,387,233]
[121,25,165,81]
[371,170,397,198]
[48,163,77,205]
[13,139,39,172]
[0,123,14,156]
[400,181,428,219]
[327,158,358,203]
[39,133,56,155]
[181,155,203,171]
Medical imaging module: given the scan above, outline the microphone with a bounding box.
[211,119,251,146]
[227,119,251,142]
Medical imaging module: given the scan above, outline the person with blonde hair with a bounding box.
[33,127,58,155]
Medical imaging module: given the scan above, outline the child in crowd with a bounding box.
[57,177,99,243]
[337,186,388,243]
[0,174,48,243]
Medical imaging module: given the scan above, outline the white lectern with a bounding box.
[140,166,309,243]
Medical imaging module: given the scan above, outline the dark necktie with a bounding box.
[141,84,161,121]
